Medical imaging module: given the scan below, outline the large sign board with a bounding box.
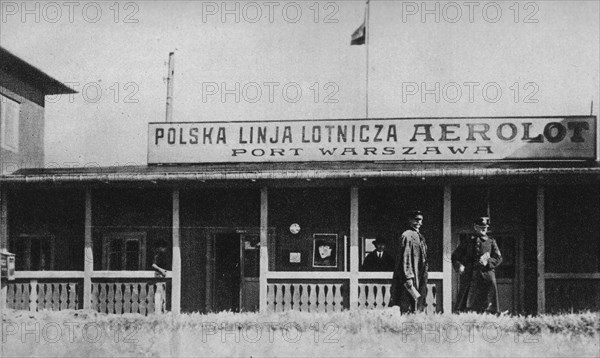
[148,117,597,163]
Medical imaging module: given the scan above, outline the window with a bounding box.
[102,232,146,270]
[1,94,20,152]
[11,235,55,271]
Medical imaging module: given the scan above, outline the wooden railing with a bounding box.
[6,279,80,311]
[91,280,167,315]
[266,279,439,313]
[357,283,392,310]
[6,271,169,315]
[358,282,438,313]
[267,283,345,312]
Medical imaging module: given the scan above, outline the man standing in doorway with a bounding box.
[390,210,429,313]
[452,217,502,314]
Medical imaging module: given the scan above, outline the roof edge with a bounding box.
[0,47,77,95]
[2,166,600,183]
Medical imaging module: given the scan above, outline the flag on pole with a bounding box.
[350,21,366,45]
[351,1,369,45]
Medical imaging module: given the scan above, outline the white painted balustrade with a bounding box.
[6,281,78,311]
[91,281,167,315]
[357,283,438,313]
[267,282,438,313]
[5,278,168,315]
[267,283,345,312]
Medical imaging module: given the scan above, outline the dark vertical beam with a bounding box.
[443,184,452,313]
[0,186,8,311]
[537,185,545,313]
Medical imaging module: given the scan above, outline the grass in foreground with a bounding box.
[1,309,598,357]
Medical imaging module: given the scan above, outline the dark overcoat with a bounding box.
[390,228,428,312]
[361,250,395,271]
[451,234,502,313]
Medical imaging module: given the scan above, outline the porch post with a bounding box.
[259,187,268,312]
[349,187,359,310]
[83,189,93,309]
[442,184,452,313]
[83,188,96,310]
[536,185,545,313]
[171,189,181,314]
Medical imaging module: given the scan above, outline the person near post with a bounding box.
[151,240,171,312]
[451,217,503,314]
[361,236,395,271]
[390,210,429,313]
[152,240,171,277]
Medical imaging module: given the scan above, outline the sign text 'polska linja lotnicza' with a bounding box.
[147,117,596,163]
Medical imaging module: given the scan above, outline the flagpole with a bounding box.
[165,52,175,122]
[365,0,370,119]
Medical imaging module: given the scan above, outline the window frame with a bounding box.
[12,234,56,271]
[0,93,21,153]
[101,232,147,270]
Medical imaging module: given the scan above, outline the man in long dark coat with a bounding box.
[452,217,502,314]
[361,237,395,271]
[390,210,428,313]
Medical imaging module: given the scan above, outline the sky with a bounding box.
[1,0,599,166]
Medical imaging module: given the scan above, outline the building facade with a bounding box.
[1,50,598,315]
[0,47,76,174]
[2,117,599,315]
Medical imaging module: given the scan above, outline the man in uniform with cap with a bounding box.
[452,217,503,314]
[361,236,395,271]
[390,210,429,313]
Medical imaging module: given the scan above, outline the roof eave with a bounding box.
[2,166,600,184]
[0,47,77,95]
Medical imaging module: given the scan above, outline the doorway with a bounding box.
[208,229,261,312]
[452,231,523,313]
[492,232,523,313]
[213,232,241,312]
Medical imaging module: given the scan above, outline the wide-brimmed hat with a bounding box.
[473,217,490,227]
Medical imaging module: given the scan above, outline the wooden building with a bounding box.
[2,115,599,315]
[1,49,598,315]
[0,47,76,174]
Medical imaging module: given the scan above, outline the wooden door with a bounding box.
[212,232,241,312]
[240,233,260,311]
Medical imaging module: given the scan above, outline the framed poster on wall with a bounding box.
[312,234,338,268]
